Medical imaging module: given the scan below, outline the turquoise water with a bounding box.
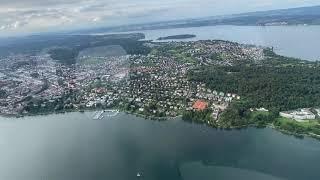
[0,112,319,180]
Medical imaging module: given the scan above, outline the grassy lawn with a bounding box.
[277,117,319,128]
[275,117,320,135]
[246,111,320,136]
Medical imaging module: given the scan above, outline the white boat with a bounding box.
[137,172,142,177]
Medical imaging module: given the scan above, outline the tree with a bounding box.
[0,90,7,99]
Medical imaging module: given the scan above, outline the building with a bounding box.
[212,108,220,121]
[192,100,208,111]
[280,108,316,122]
[256,108,269,112]
[315,109,320,117]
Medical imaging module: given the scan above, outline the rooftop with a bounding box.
[192,100,208,111]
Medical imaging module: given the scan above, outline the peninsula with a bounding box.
[157,34,196,40]
[1,34,320,139]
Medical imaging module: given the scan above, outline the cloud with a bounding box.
[0,0,320,35]
[0,0,178,34]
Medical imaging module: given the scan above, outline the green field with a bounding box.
[275,117,320,135]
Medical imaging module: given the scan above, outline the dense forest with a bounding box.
[0,89,7,99]
[49,48,78,65]
[182,109,213,124]
[189,64,320,111]
[157,34,196,40]
[187,54,320,129]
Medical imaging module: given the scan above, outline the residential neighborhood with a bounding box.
[0,40,248,120]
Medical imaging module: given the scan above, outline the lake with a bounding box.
[102,25,320,61]
[0,112,320,180]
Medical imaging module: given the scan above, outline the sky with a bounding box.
[0,0,320,36]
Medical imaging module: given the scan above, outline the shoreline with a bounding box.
[1,109,319,141]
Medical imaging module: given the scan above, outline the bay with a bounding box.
[103,25,320,61]
[0,112,319,180]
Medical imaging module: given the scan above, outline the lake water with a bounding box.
[111,25,320,61]
[0,112,320,180]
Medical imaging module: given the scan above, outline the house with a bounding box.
[212,109,220,121]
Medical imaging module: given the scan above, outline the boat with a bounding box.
[136,172,142,178]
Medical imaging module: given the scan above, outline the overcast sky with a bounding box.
[0,0,320,36]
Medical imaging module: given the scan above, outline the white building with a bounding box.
[280,108,316,122]
[256,108,269,112]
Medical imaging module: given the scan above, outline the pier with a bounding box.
[92,110,119,120]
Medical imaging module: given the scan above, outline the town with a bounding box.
[0,40,261,121]
[1,37,320,137]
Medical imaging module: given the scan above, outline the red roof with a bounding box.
[192,100,208,111]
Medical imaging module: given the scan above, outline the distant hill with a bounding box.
[211,5,320,26]
[78,5,320,34]
[0,33,146,57]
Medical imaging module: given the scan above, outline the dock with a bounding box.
[104,110,119,117]
[92,110,119,120]
[93,111,104,120]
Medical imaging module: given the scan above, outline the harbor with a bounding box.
[92,110,119,120]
